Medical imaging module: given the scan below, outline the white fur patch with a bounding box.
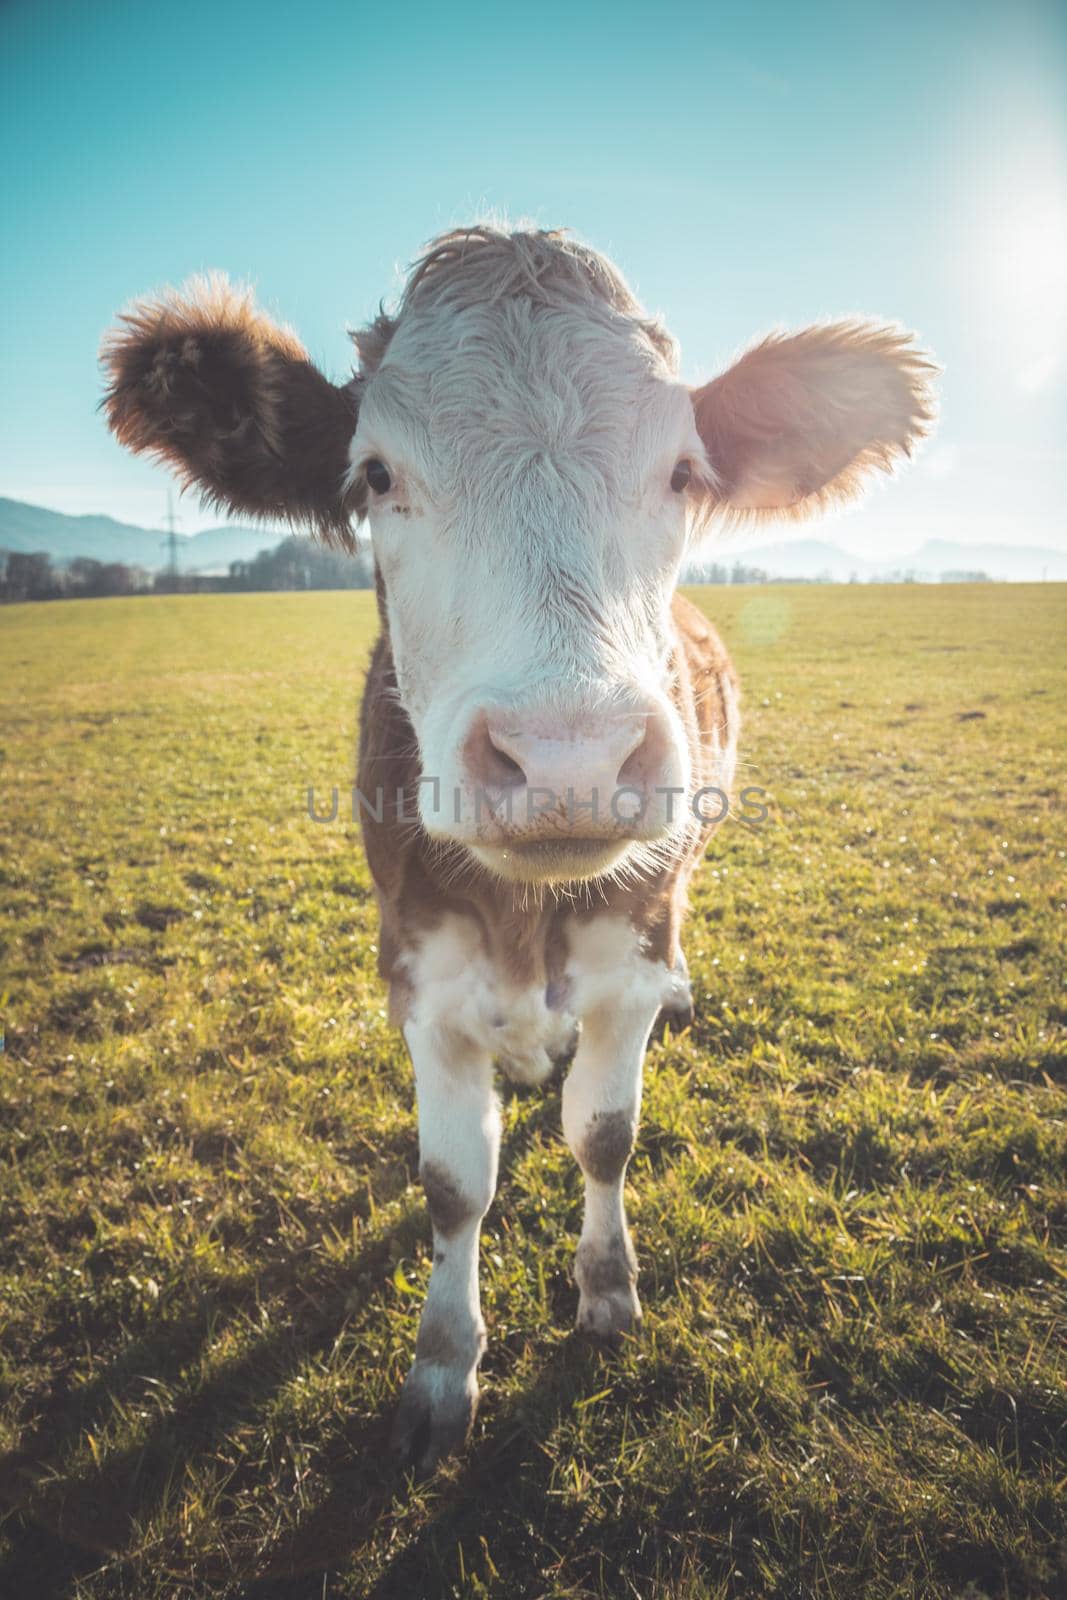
[400,911,685,1087]
[402,913,578,1086]
[565,914,684,1020]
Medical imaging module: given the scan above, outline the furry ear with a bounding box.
[101,276,361,547]
[691,319,938,522]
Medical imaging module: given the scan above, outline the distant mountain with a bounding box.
[2,496,1065,583]
[0,498,289,573]
[688,535,1067,584]
[703,538,858,581]
[891,539,1067,583]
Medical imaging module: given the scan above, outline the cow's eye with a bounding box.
[670,460,692,493]
[364,459,392,495]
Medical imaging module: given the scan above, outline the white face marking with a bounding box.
[352,295,710,871]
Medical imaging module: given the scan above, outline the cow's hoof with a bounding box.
[389,1360,478,1475]
[576,1285,643,1342]
[575,1235,641,1341]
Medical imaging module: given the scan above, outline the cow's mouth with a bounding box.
[474,837,632,884]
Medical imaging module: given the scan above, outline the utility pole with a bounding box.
[162,489,181,586]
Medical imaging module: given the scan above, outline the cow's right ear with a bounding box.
[101,276,361,547]
[690,319,938,523]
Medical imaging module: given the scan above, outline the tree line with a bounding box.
[0,537,376,602]
[0,542,991,602]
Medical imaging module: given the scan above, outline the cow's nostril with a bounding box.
[486,737,526,787]
[465,716,529,790]
[616,712,670,791]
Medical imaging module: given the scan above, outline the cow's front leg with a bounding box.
[562,952,668,1337]
[391,1019,499,1472]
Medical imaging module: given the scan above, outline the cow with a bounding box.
[102,224,936,1471]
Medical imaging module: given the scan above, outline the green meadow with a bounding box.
[0,583,1064,1600]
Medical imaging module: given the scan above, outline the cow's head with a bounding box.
[102,226,936,883]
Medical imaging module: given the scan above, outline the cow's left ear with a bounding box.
[691,319,938,520]
[101,276,361,546]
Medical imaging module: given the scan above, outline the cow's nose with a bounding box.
[462,705,675,831]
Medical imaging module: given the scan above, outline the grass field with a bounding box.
[0,583,1064,1600]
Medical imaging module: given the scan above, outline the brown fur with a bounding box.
[358,585,739,1010]
[420,1160,476,1237]
[578,1111,636,1185]
[575,1233,638,1297]
[100,276,362,545]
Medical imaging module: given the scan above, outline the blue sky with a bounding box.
[2,0,1065,554]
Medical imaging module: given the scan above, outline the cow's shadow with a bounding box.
[0,1212,408,1594]
[245,1333,625,1600]
[0,1075,617,1596]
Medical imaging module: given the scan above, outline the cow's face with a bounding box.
[101,228,937,886]
[352,295,708,882]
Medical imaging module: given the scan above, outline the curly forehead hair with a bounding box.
[353,224,679,376]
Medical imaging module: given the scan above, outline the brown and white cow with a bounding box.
[102,225,936,1470]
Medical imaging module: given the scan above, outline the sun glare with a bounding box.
[988,181,1067,393]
